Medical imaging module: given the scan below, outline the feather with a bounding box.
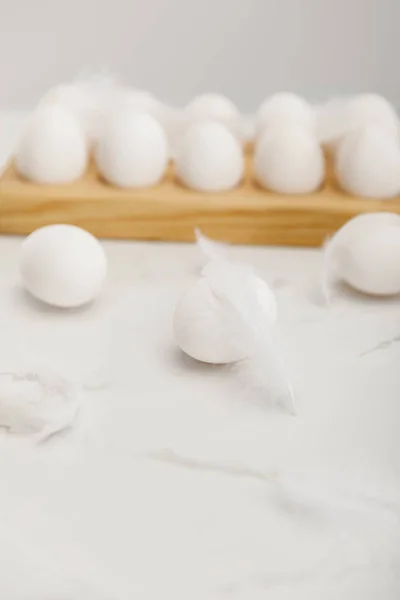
[0,366,82,441]
[194,227,229,261]
[196,231,296,413]
[38,69,123,142]
[316,97,350,147]
[321,234,339,305]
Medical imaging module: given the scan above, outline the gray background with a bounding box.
[1,0,398,111]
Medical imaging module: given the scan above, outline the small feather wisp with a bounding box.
[0,366,83,442]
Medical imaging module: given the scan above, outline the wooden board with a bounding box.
[1,156,400,247]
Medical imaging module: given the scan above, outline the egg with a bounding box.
[347,94,400,137]
[113,89,161,114]
[318,94,400,148]
[20,225,107,308]
[323,213,400,297]
[173,271,277,364]
[254,125,325,193]
[335,125,400,198]
[16,106,88,184]
[182,93,242,139]
[175,231,295,413]
[256,93,315,137]
[95,110,169,188]
[175,121,244,192]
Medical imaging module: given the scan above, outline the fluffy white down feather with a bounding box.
[0,367,81,440]
[203,261,295,413]
[195,232,295,413]
[38,72,122,143]
[317,94,400,148]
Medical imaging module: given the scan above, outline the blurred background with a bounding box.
[0,0,398,111]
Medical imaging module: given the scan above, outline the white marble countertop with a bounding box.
[0,113,399,599]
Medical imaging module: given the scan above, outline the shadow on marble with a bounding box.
[164,345,225,375]
[10,284,108,317]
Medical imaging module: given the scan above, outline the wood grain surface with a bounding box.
[0,157,399,247]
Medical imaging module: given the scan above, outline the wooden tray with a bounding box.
[0,156,399,247]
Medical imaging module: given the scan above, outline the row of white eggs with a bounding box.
[10,212,400,438]
[16,87,400,197]
[14,212,400,431]
[260,93,400,198]
[21,211,400,312]
[17,104,319,193]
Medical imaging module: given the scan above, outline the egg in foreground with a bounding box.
[20,225,107,308]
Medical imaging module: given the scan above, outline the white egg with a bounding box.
[95,110,169,188]
[110,89,167,128]
[113,89,160,114]
[324,213,400,297]
[173,274,277,364]
[318,94,400,148]
[329,212,400,247]
[182,93,241,139]
[175,121,244,192]
[342,227,400,295]
[347,94,400,136]
[16,106,88,184]
[336,125,400,198]
[254,125,325,194]
[20,225,107,308]
[256,93,315,136]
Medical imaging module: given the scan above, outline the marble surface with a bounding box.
[0,114,399,599]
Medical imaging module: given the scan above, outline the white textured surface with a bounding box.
[0,114,399,598]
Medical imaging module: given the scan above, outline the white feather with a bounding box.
[0,366,82,441]
[39,70,123,143]
[194,228,229,262]
[317,94,400,149]
[321,234,339,305]
[196,231,296,413]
